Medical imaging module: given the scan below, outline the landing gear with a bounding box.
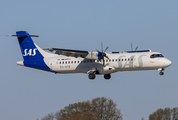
[88,73,96,80]
[158,68,164,76]
[159,71,164,75]
[104,74,111,79]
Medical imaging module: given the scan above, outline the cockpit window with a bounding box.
[150,54,164,58]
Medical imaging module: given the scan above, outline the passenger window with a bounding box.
[78,61,79,63]
[112,59,114,62]
[122,59,123,61]
[71,61,73,64]
[65,61,67,64]
[59,62,61,64]
[128,59,129,61]
[68,61,70,64]
[62,62,64,64]
[119,59,120,62]
[74,61,76,64]
[116,59,117,62]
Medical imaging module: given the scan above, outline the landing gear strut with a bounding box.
[104,74,111,79]
[88,73,96,80]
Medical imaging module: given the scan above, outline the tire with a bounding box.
[89,74,96,79]
[159,72,164,75]
[104,74,111,79]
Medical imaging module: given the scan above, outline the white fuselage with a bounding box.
[42,52,171,74]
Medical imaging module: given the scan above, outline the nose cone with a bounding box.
[165,59,172,67]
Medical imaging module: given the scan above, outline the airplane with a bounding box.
[8,31,172,80]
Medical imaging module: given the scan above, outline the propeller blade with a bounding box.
[104,46,109,52]
[105,55,109,59]
[135,46,138,51]
[103,57,105,68]
[131,42,133,51]
[101,41,103,52]
[96,49,99,52]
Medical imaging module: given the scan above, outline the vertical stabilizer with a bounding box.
[16,31,44,60]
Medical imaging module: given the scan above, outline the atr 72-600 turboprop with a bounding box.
[8,31,172,80]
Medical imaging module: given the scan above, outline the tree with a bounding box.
[91,97,122,120]
[55,101,94,120]
[41,113,54,120]
[149,107,178,120]
[172,107,178,120]
[42,97,122,120]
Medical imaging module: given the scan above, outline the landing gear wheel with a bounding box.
[104,74,111,79]
[89,74,96,80]
[159,71,164,75]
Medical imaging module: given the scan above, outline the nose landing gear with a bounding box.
[159,71,164,75]
[158,68,165,76]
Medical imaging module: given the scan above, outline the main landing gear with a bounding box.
[88,73,96,79]
[104,74,111,79]
[88,73,111,80]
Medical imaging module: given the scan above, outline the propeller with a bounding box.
[97,42,109,68]
[131,42,139,51]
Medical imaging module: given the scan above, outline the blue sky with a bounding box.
[0,0,177,120]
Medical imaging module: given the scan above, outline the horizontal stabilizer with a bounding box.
[6,35,39,37]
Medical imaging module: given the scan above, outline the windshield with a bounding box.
[150,54,164,58]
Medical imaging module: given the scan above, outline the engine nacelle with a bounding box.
[85,51,99,60]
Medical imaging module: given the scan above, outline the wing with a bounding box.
[43,48,89,58]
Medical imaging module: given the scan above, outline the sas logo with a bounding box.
[23,48,37,56]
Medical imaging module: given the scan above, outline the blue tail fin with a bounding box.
[16,31,44,60]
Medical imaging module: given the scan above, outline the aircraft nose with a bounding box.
[165,59,172,67]
[168,60,172,66]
